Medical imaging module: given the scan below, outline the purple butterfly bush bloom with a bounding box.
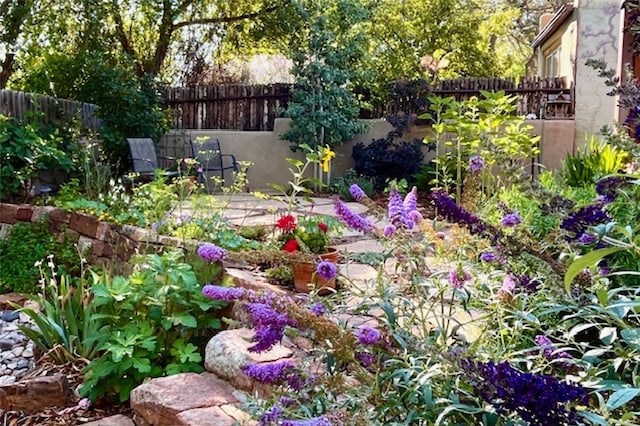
[250,327,286,353]
[387,188,405,223]
[355,351,376,368]
[407,210,423,223]
[281,417,332,426]
[448,267,472,289]
[242,360,295,384]
[349,184,367,201]
[316,261,338,281]
[260,405,283,425]
[332,197,375,233]
[310,303,326,316]
[561,203,611,241]
[501,212,522,227]
[461,359,587,426]
[357,325,382,346]
[595,176,624,203]
[403,190,418,212]
[480,251,498,262]
[383,223,396,237]
[430,189,495,238]
[469,155,484,173]
[202,285,246,301]
[576,232,597,245]
[197,243,227,262]
[535,335,573,361]
[245,303,292,329]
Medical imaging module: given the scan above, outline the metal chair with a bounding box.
[190,138,239,184]
[126,138,179,182]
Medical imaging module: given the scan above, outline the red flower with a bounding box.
[318,222,328,233]
[276,215,297,232]
[283,239,299,252]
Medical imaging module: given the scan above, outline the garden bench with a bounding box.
[190,138,239,184]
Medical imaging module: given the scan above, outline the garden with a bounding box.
[2,0,640,424]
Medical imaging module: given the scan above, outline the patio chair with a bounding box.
[190,138,239,184]
[126,138,179,182]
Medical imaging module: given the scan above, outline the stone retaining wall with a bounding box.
[0,203,187,265]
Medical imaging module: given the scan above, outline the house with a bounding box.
[530,0,626,149]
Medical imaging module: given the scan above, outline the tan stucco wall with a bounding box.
[573,0,620,148]
[161,118,574,190]
[537,18,577,87]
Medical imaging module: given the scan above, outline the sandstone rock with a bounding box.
[130,373,238,426]
[79,414,136,426]
[0,375,71,412]
[226,268,289,295]
[0,293,28,310]
[175,406,237,426]
[204,328,293,392]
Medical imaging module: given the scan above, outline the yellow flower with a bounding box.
[320,145,336,172]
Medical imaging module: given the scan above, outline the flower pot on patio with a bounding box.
[292,248,338,294]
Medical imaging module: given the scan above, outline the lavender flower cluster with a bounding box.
[461,359,587,426]
[197,243,227,262]
[560,203,611,242]
[384,188,423,236]
[535,335,573,362]
[430,189,495,239]
[332,196,375,234]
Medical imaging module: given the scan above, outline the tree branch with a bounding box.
[173,2,282,30]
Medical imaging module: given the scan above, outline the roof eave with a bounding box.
[531,4,575,49]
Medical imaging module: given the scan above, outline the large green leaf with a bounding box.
[607,388,640,410]
[565,247,625,291]
[621,329,640,350]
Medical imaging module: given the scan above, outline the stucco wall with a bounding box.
[573,0,620,148]
[160,118,574,190]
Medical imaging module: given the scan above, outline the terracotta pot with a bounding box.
[292,247,338,294]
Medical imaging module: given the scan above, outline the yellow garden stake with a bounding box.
[320,145,336,186]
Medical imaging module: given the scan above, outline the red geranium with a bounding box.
[283,239,299,252]
[318,222,328,233]
[277,215,297,232]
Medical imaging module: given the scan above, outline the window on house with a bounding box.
[544,48,560,77]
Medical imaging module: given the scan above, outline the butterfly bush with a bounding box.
[197,243,227,262]
[461,359,587,426]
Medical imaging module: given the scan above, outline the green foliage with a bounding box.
[16,260,108,364]
[79,251,223,402]
[0,114,76,201]
[424,91,540,202]
[282,0,368,152]
[16,51,170,172]
[0,222,82,294]
[330,169,375,200]
[562,137,628,187]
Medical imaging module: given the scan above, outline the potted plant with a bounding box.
[274,214,338,293]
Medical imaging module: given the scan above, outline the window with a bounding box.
[544,48,560,77]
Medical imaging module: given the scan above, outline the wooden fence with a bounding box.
[161,77,573,131]
[0,90,102,130]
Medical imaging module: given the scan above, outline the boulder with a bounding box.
[130,373,238,426]
[0,375,71,412]
[79,414,135,426]
[204,328,293,392]
[175,406,238,426]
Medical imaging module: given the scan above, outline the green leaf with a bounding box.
[599,327,618,345]
[171,313,197,328]
[621,329,640,349]
[607,388,640,410]
[579,411,609,425]
[565,247,625,291]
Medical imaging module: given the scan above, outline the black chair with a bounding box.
[190,138,239,183]
[126,138,179,182]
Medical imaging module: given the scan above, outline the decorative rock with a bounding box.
[226,268,289,295]
[204,328,294,393]
[0,293,27,310]
[0,376,15,385]
[0,374,71,412]
[175,406,237,426]
[12,347,23,357]
[130,372,239,426]
[16,359,30,369]
[22,347,33,358]
[0,339,12,351]
[79,414,136,426]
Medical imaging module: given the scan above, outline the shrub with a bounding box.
[0,115,76,201]
[79,251,224,402]
[562,136,628,187]
[0,222,82,294]
[353,114,425,191]
[331,169,375,200]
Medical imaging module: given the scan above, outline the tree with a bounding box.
[0,0,32,88]
[283,0,369,152]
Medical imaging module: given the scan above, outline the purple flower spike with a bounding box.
[249,327,285,352]
[357,325,381,346]
[469,156,484,173]
[260,405,283,425]
[316,261,338,281]
[407,210,423,224]
[242,360,295,384]
[281,417,332,426]
[403,189,418,212]
[349,184,366,201]
[310,303,326,316]
[480,251,497,262]
[333,197,375,233]
[576,232,597,245]
[383,223,396,237]
[501,213,522,227]
[388,189,404,222]
[355,351,376,368]
[197,243,227,262]
[202,285,246,301]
